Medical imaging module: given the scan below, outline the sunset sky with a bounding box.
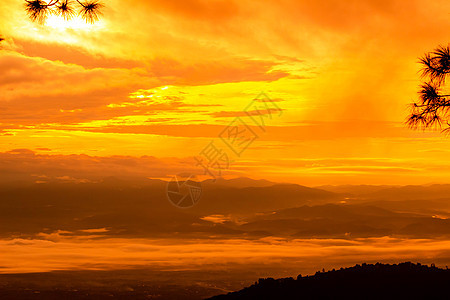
[1,0,450,185]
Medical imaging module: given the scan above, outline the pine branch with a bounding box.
[25,0,103,24]
[408,45,450,132]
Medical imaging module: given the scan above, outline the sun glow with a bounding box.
[45,15,105,30]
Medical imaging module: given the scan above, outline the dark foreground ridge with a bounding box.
[207,262,450,300]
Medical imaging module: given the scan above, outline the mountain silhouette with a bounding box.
[2,180,450,239]
[208,262,450,299]
[202,177,278,188]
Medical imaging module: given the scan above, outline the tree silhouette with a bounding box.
[408,45,450,131]
[208,262,450,300]
[25,0,104,24]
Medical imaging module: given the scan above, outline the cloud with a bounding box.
[0,51,158,104]
[147,57,288,85]
[200,215,232,224]
[211,108,284,118]
[14,38,146,69]
[1,0,450,187]
[59,121,423,140]
[1,236,450,274]
[0,149,201,185]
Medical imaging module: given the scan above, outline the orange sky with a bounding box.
[1,0,450,185]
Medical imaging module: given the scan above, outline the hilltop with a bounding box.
[208,262,450,299]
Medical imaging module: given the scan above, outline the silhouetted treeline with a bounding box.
[208,262,450,299]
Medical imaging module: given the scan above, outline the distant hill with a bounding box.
[318,184,450,201]
[2,181,450,239]
[194,183,339,214]
[208,262,450,299]
[0,180,341,239]
[316,184,450,202]
[364,184,450,201]
[315,184,394,195]
[232,203,450,238]
[202,177,278,188]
